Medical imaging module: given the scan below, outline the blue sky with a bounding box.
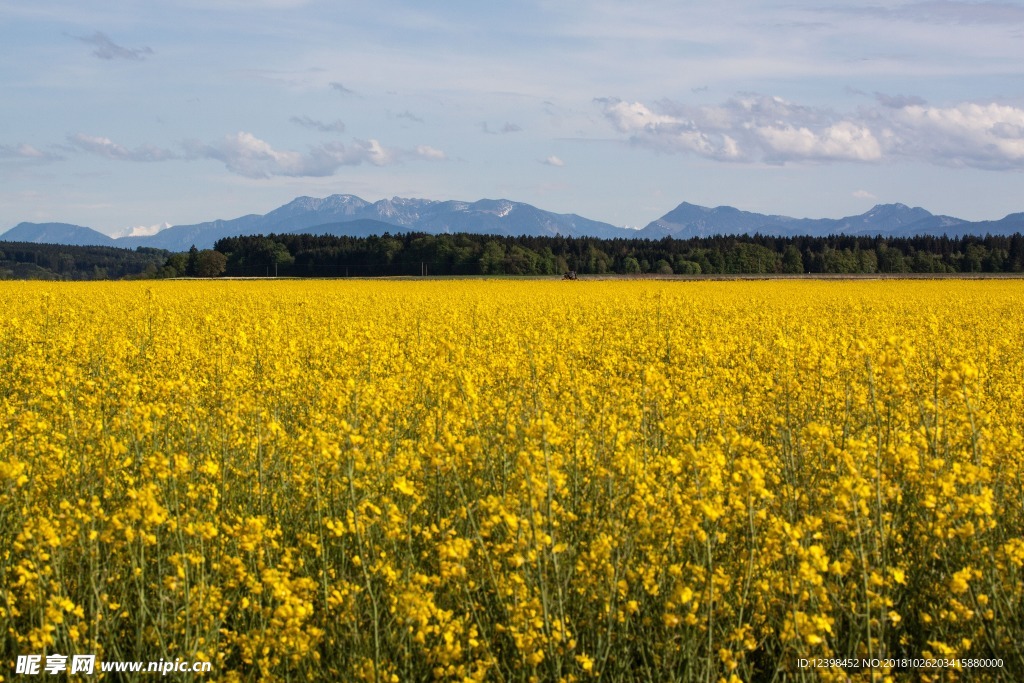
[2,0,1024,235]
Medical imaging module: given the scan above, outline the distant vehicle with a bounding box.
[562,270,577,280]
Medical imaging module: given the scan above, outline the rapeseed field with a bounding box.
[1,280,1022,682]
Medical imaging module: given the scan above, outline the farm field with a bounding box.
[1,280,1023,682]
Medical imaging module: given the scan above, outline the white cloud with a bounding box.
[755,121,882,163]
[184,132,445,178]
[888,102,1024,169]
[111,222,173,238]
[0,143,62,161]
[63,129,445,179]
[598,98,680,134]
[599,97,749,160]
[599,94,1024,169]
[185,132,340,177]
[352,139,397,166]
[68,133,176,162]
[543,155,565,167]
[853,190,877,200]
[7,144,43,158]
[415,145,446,161]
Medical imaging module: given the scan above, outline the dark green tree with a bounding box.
[186,245,200,276]
[195,250,228,277]
[479,241,506,274]
[781,244,803,274]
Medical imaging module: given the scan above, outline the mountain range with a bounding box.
[637,202,1024,239]
[3,195,1024,252]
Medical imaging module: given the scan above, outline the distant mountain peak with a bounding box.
[0,222,117,247]
[867,202,921,214]
[286,194,367,210]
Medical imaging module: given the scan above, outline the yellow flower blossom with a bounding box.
[1,279,1023,680]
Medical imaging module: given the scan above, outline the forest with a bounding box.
[0,242,169,280]
[4,231,1024,279]
[211,231,1024,277]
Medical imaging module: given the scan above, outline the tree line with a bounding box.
[211,231,1024,277]
[5,231,1024,280]
[0,242,169,280]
